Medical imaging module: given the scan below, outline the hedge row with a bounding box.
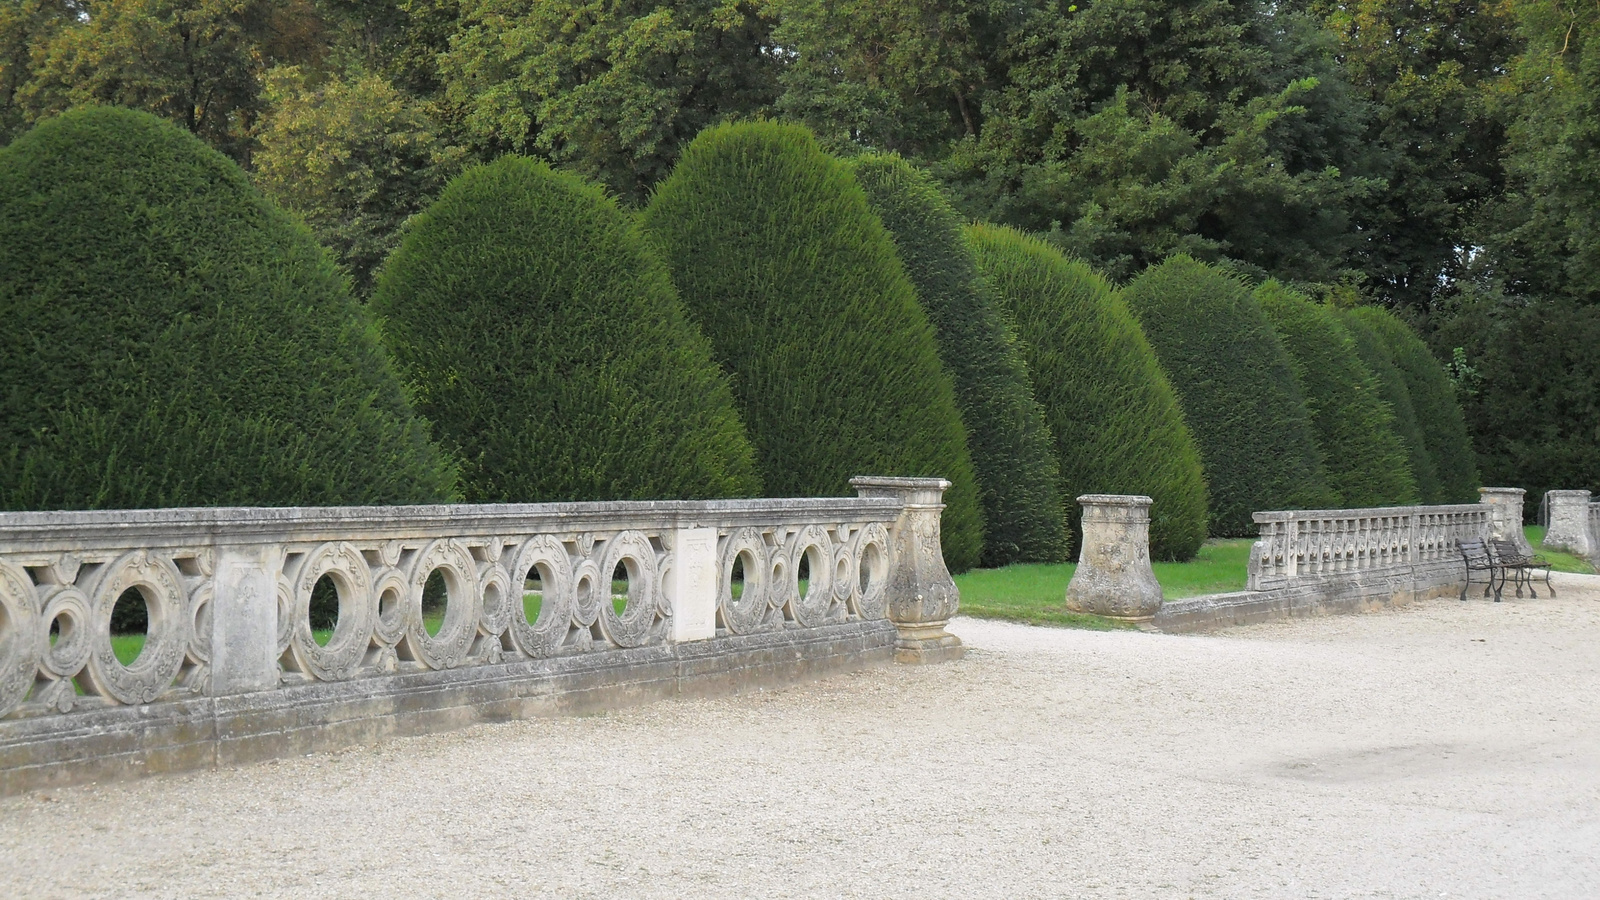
[850,154,1068,566]
[371,156,762,503]
[1346,307,1481,503]
[0,107,460,510]
[1122,256,1337,536]
[642,122,985,571]
[1336,309,1446,503]
[1256,282,1420,507]
[968,226,1209,560]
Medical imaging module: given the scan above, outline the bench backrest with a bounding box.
[1458,538,1493,566]
[1490,538,1532,565]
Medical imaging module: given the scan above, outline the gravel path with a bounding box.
[4,574,1600,899]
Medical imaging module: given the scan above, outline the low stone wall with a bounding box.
[1155,494,1504,633]
[0,477,961,794]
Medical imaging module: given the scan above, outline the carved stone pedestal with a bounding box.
[851,476,964,664]
[1543,489,1593,557]
[1065,494,1163,621]
[1479,487,1533,556]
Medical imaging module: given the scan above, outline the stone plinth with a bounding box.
[1543,490,1593,557]
[851,476,963,664]
[1479,487,1533,556]
[1066,495,1163,621]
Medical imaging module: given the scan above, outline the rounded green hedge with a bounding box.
[849,154,1067,566]
[0,107,459,510]
[642,122,985,571]
[1347,307,1481,503]
[1122,256,1337,536]
[371,156,761,502]
[1256,282,1420,507]
[968,226,1208,560]
[1336,308,1445,503]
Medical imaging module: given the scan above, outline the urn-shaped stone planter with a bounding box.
[1479,487,1533,556]
[1543,489,1593,557]
[851,476,964,664]
[1065,494,1163,621]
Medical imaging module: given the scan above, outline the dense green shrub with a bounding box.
[849,155,1067,566]
[1256,282,1419,507]
[642,122,985,571]
[0,107,459,510]
[371,156,761,502]
[1122,256,1337,535]
[1337,309,1445,503]
[1349,306,1481,503]
[967,225,1209,560]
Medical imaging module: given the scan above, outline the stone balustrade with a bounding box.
[1246,504,1491,591]
[0,477,959,792]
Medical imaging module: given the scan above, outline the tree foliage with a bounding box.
[1348,306,1480,502]
[1256,281,1419,507]
[642,121,985,570]
[968,225,1209,559]
[850,153,1067,566]
[0,107,458,509]
[372,155,761,503]
[1122,256,1336,535]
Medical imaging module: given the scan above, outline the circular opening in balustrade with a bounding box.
[422,569,449,637]
[309,575,340,646]
[110,587,150,665]
[859,542,884,596]
[796,547,817,601]
[523,564,546,624]
[610,560,633,617]
[730,553,746,601]
[378,586,401,627]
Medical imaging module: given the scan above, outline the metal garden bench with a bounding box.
[1457,538,1503,602]
[1490,538,1555,599]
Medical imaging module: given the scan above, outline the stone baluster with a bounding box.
[850,476,963,664]
[1065,495,1163,621]
[1543,490,1593,558]
[1479,487,1533,555]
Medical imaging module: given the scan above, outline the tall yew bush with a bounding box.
[968,226,1208,560]
[1256,282,1419,507]
[1347,307,1480,503]
[850,155,1067,566]
[371,156,761,502]
[642,122,984,571]
[0,107,458,509]
[1337,309,1445,503]
[1122,256,1337,535]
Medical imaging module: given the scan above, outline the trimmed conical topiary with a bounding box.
[968,225,1209,560]
[642,122,985,571]
[1122,256,1338,536]
[371,156,761,502]
[1337,308,1445,504]
[1256,282,1419,507]
[849,154,1067,566]
[0,107,459,510]
[1347,307,1480,503]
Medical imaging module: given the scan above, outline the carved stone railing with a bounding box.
[1247,504,1490,591]
[0,478,959,791]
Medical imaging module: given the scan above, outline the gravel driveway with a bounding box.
[4,574,1599,899]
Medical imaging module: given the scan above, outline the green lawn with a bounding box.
[953,538,1254,630]
[1523,525,1597,574]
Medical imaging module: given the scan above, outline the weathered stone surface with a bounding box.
[0,481,950,793]
[851,477,963,663]
[1065,495,1162,620]
[1479,487,1533,556]
[1543,490,1593,558]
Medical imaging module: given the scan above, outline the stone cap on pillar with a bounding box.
[851,476,951,508]
[1077,494,1153,523]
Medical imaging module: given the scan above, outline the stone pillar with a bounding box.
[1543,490,1593,557]
[209,545,281,695]
[668,526,719,642]
[851,476,963,664]
[1478,487,1533,555]
[1065,495,1164,621]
